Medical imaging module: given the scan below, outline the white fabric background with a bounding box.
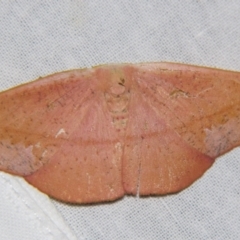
[0,1,240,239]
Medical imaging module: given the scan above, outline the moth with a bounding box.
[0,62,239,203]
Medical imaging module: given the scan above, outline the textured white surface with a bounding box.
[0,1,240,239]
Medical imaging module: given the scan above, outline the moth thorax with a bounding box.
[104,80,130,134]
